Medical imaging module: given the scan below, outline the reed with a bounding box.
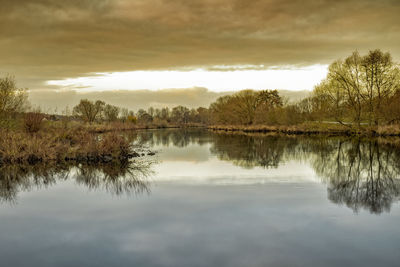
[0,128,142,165]
[23,112,45,133]
[208,123,400,137]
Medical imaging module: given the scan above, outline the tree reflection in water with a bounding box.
[139,129,400,214]
[1,129,400,214]
[209,132,400,214]
[0,159,153,203]
[317,140,400,214]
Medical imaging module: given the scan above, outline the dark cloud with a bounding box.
[1,0,399,89]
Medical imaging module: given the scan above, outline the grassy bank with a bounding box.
[208,123,400,137]
[3,118,400,166]
[0,127,153,165]
[0,117,206,165]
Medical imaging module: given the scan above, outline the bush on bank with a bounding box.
[0,127,141,164]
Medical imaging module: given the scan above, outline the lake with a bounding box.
[1,129,400,267]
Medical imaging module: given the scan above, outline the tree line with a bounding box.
[209,49,400,127]
[1,49,400,129]
[72,99,210,125]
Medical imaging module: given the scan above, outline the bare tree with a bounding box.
[171,106,190,124]
[361,50,400,125]
[73,99,105,123]
[103,104,120,122]
[0,76,28,119]
[314,50,400,127]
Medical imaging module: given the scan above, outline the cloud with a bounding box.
[0,0,399,89]
[28,87,309,112]
[46,66,328,92]
[28,87,231,112]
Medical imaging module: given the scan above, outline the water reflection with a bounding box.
[316,140,400,214]
[1,129,400,214]
[0,160,153,203]
[138,129,400,214]
[136,128,213,148]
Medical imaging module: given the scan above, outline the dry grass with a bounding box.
[0,127,138,164]
[0,118,193,165]
[23,112,45,133]
[208,122,400,136]
[375,125,400,136]
[0,131,64,163]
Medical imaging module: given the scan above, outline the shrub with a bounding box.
[24,112,45,133]
[127,115,137,124]
[0,128,135,164]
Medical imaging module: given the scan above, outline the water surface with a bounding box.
[1,129,400,267]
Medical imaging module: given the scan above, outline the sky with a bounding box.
[1,0,399,110]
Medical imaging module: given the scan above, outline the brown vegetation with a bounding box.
[208,123,352,136]
[0,127,148,165]
[208,123,400,137]
[0,75,28,118]
[23,111,45,133]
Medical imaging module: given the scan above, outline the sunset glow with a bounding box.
[47,65,328,92]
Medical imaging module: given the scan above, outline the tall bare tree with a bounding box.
[314,50,400,126]
[103,104,120,122]
[361,50,400,125]
[73,99,105,123]
[0,76,28,119]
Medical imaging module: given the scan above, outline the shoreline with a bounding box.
[86,123,204,134]
[0,128,154,166]
[2,123,400,167]
[207,124,400,137]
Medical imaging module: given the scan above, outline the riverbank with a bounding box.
[86,122,203,133]
[208,123,400,137]
[0,120,206,165]
[3,121,400,166]
[0,127,154,165]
